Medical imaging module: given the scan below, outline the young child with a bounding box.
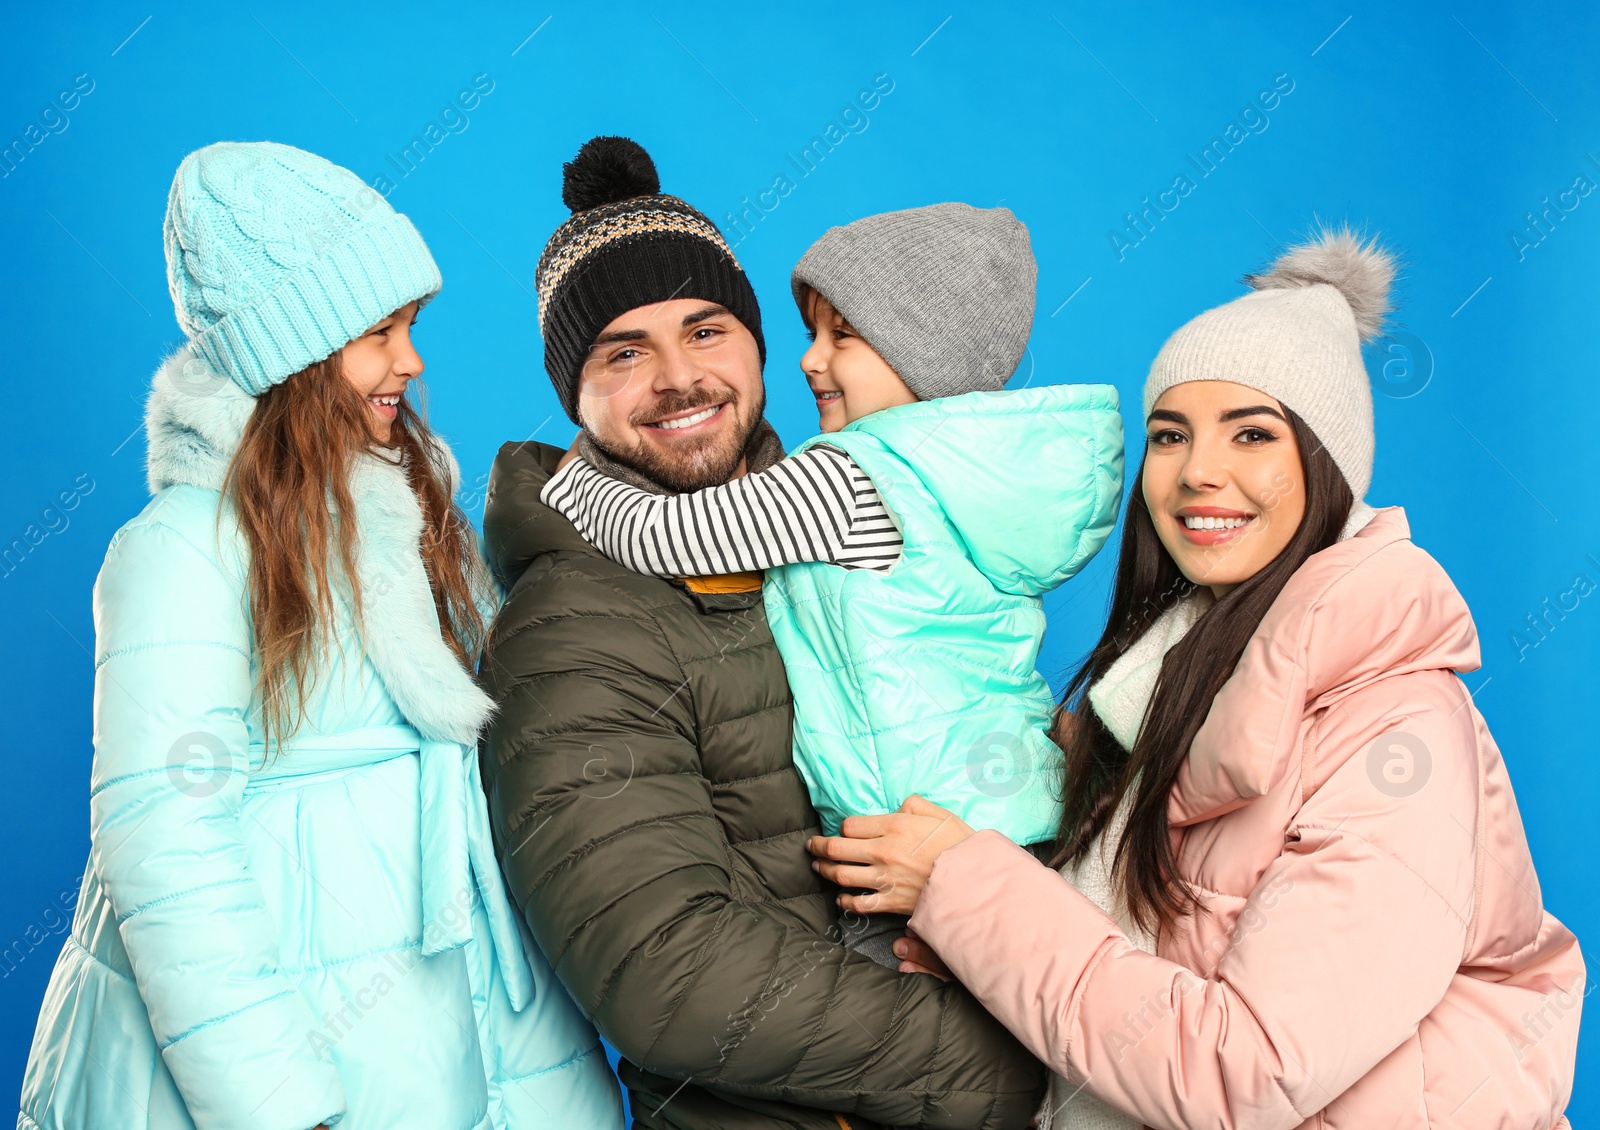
[542,203,1124,964]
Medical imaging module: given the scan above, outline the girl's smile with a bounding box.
[366,391,404,423]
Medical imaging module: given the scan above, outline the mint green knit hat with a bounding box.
[164,141,441,395]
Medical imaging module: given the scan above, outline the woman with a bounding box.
[19,142,623,1129]
[809,229,1582,1129]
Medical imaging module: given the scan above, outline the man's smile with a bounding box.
[642,402,727,433]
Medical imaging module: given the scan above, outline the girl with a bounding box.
[809,229,1583,1128]
[18,142,623,1130]
[542,174,1124,967]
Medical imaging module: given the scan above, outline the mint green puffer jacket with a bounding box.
[763,383,1124,844]
[18,351,623,1130]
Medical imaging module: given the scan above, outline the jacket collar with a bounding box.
[1170,507,1480,826]
[482,440,593,590]
[144,348,496,746]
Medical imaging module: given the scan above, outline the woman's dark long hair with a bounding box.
[1051,406,1353,938]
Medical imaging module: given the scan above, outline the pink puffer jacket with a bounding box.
[910,509,1582,1129]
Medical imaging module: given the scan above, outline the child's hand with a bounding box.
[893,928,953,980]
[555,435,581,472]
[807,795,975,916]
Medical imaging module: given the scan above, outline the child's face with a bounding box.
[342,301,422,442]
[800,292,916,433]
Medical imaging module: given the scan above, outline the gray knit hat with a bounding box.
[1143,226,1396,500]
[790,203,1036,400]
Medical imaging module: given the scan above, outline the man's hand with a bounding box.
[807,795,975,916]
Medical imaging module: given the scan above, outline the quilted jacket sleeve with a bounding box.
[478,563,1045,1129]
[910,695,1578,1130]
[89,506,345,1130]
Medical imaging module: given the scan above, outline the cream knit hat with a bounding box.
[1143,226,1396,500]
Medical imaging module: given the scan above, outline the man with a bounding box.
[477,136,1044,1129]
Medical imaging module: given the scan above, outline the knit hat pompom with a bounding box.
[1243,226,1395,343]
[561,136,661,213]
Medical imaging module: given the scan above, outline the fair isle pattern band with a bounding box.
[535,196,735,328]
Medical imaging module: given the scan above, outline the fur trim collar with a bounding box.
[144,348,495,745]
[144,349,260,495]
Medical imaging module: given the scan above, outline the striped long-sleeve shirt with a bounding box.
[540,444,904,576]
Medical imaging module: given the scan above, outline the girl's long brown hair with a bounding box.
[223,353,488,752]
[1051,407,1353,938]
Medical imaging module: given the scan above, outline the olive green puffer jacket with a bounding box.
[477,441,1046,1130]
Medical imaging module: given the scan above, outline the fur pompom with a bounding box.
[1244,225,1395,342]
[561,136,660,213]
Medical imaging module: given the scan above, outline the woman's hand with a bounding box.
[893,928,954,980]
[807,795,975,916]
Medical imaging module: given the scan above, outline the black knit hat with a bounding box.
[535,136,765,422]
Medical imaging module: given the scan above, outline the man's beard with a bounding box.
[588,385,766,493]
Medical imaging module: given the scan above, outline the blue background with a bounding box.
[2,0,1594,1119]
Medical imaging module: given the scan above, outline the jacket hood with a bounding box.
[142,347,496,746]
[1172,507,1481,826]
[844,383,1125,596]
[482,441,598,591]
